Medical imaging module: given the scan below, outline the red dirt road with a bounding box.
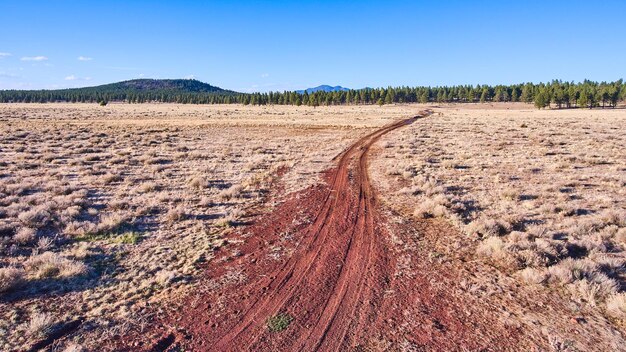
[213,113,431,351]
[125,110,529,351]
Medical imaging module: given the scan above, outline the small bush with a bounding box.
[414,196,449,218]
[570,277,618,306]
[24,252,88,279]
[28,312,54,337]
[477,237,505,257]
[114,231,142,244]
[519,267,547,284]
[216,208,244,227]
[137,181,159,194]
[266,312,293,332]
[501,187,520,201]
[467,218,509,237]
[218,185,243,201]
[14,227,36,244]
[37,237,54,251]
[155,270,177,286]
[188,176,206,189]
[102,173,122,184]
[606,293,626,320]
[165,206,187,223]
[18,206,51,229]
[0,267,25,293]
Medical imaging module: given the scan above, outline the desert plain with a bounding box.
[0,103,624,351]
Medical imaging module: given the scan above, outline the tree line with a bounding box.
[0,79,623,109]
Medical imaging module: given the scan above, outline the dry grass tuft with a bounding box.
[24,252,88,279]
[606,293,626,320]
[27,312,54,338]
[0,267,25,293]
[165,206,187,223]
[14,227,36,244]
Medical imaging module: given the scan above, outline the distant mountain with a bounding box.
[296,85,350,94]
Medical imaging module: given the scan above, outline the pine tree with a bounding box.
[480,88,489,103]
[534,88,550,109]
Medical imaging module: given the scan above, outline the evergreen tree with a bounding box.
[534,88,550,109]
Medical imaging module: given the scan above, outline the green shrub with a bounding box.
[266,312,293,332]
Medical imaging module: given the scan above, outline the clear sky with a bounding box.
[1,0,624,92]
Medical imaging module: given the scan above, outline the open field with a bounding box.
[0,103,625,351]
[0,103,420,351]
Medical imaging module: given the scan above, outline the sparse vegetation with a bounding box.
[374,105,626,321]
[0,102,393,351]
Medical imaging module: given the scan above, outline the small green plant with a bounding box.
[114,231,142,244]
[75,232,107,242]
[266,312,293,332]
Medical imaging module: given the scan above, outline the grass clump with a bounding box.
[114,231,142,244]
[266,312,293,333]
[24,252,87,279]
[0,267,25,293]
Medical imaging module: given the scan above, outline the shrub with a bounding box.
[501,187,520,201]
[467,218,509,237]
[616,228,626,245]
[266,312,293,332]
[28,312,54,337]
[165,206,187,223]
[114,231,142,244]
[519,267,547,284]
[155,270,177,286]
[24,252,87,279]
[37,237,54,251]
[18,206,51,229]
[218,185,243,201]
[570,277,618,306]
[216,208,243,227]
[477,237,505,257]
[0,267,25,293]
[14,227,36,244]
[188,176,206,189]
[137,181,159,193]
[102,173,122,184]
[96,213,128,234]
[606,293,626,320]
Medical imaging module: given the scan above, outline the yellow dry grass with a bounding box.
[373,103,626,320]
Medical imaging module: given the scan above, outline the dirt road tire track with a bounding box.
[210,112,431,351]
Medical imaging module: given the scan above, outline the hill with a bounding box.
[0,79,240,104]
[91,79,233,94]
[296,85,350,94]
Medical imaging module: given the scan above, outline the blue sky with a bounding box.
[1,0,624,92]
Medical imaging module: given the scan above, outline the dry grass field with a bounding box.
[1,102,625,350]
[373,103,626,324]
[0,103,419,351]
